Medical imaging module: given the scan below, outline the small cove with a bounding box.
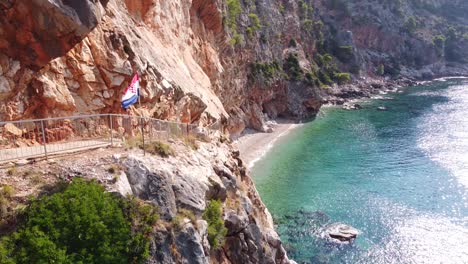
[251,79,468,263]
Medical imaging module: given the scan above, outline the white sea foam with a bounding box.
[434,76,468,82]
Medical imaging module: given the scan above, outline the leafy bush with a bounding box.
[246,27,254,38]
[143,141,174,157]
[6,167,17,176]
[333,72,351,84]
[0,179,156,264]
[335,45,354,62]
[283,53,303,81]
[226,0,241,32]
[303,19,313,31]
[1,185,14,198]
[404,16,417,33]
[121,196,159,261]
[305,71,320,86]
[248,13,261,30]
[249,61,281,83]
[288,38,297,48]
[318,70,333,85]
[377,64,385,76]
[433,34,446,56]
[279,3,285,15]
[203,200,227,250]
[229,33,244,46]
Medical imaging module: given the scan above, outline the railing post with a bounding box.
[141,117,145,156]
[40,120,48,160]
[109,115,113,146]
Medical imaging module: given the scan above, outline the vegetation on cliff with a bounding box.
[0,179,158,264]
[203,200,227,250]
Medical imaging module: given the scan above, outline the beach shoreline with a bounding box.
[234,119,302,169]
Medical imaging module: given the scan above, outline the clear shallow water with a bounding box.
[251,79,468,264]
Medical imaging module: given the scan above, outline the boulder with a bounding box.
[343,103,362,110]
[4,123,23,136]
[325,223,360,242]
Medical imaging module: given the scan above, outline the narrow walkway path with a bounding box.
[0,139,115,163]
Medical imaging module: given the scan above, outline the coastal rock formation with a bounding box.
[1,1,468,261]
[324,223,360,243]
[119,142,295,263]
[2,0,466,135]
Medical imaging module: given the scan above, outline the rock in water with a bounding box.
[343,103,363,110]
[377,106,388,111]
[325,223,360,242]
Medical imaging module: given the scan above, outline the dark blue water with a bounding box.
[251,78,468,263]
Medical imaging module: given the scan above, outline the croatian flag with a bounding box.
[121,74,140,109]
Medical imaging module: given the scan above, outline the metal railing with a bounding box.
[0,114,219,163]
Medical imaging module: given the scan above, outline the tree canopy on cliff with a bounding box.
[0,179,157,264]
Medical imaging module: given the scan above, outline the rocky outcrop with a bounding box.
[118,141,295,264]
[0,0,108,69]
[324,223,360,243]
[0,0,227,124]
[2,0,468,134]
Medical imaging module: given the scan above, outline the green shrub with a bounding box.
[226,0,241,32]
[377,64,385,76]
[323,53,334,63]
[229,33,244,46]
[433,34,446,47]
[318,70,333,85]
[142,141,174,157]
[333,72,351,84]
[279,3,285,15]
[433,34,446,56]
[305,71,320,86]
[288,38,297,48]
[0,179,154,263]
[404,16,417,33]
[246,27,254,38]
[6,167,17,176]
[248,13,261,30]
[203,200,227,250]
[249,61,281,83]
[121,196,159,261]
[335,45,354,62]
[1,185,14,198]
[283,53,303,81]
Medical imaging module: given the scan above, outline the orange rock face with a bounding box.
[0,0,108,69]
[0,0,228,127]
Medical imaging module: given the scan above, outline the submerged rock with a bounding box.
[324,223,360,243]
[377,106,388,111]
[343,103,363,110]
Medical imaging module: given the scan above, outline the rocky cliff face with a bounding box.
[1,0,468,135]
[119,141,293,263]
[2,0,468,263]
[0,139,295,263]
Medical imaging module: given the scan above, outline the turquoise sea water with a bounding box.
[251,78,468,263]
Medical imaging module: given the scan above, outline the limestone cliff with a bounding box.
[120,141,293,263]
[2,0,468,263]
[1,0,468,136]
